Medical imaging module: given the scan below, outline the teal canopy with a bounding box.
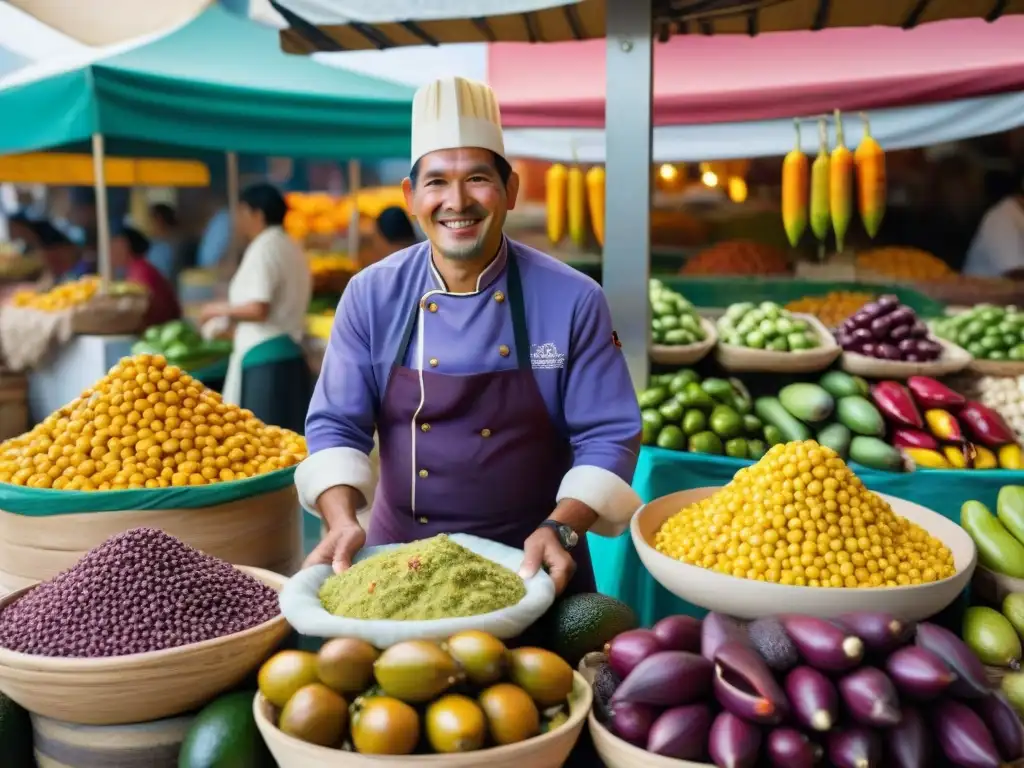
[0,5,414,160]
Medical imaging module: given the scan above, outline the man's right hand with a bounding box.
[303,521,366,573]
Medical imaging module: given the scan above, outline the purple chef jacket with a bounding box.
[295,237,643,546]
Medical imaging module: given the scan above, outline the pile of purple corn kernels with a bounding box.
[0,527,280,658]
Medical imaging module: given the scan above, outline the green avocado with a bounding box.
[178,691,274,768]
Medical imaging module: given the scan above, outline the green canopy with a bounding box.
[0,4,414,160]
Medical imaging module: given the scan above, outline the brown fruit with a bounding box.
[258,650,319,709]
[317,637,379,695]
[425,694,487,753]
[351,696,420,755]
[508,647,574,707]
[373,640,462,703]
[479,683,540,746]
[444,630,507,687]
[278,683,348,747]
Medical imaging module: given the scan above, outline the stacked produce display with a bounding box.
[935,304,1024,363]
[785,291,874,330]
[958,374,1024,442]
[834,295,944,362]
[681,241,789,277]
[10,276,144,311]
[594,609,1024,767]
[717,301,821,352]
[650,279,709,347]
[131,319,232,372]
[257,633,576,755]
[856,247,954,282]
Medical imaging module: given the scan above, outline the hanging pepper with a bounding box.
[830,110,853,252]
[809,118,831,243]
[782,119,809,247]
[855,112,887,239]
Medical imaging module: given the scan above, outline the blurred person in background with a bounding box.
[196,205,232,271]
[963,171,1024,278]
[367,205,418,267]
[198,183,312,432]
[9,216,85,282]
[147,203,183,284]
[111,226,181,328]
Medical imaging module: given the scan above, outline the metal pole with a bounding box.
[226,151,240,268]
[604,0,653,389]
[347,159,361,259]
[91,133,112,292]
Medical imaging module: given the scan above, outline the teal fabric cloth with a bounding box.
[0,5,413,159]
[589,446,1021,625]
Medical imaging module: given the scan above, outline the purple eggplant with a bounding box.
[974,693,1024,761]
[910,320,930,338]
[835,611,913,652]
[877,294,900,310]
[885,645,957,701]
[933,698,1004,768]
[784,666,839,732]
[876,343,901,360]
[647,703,712,760]
[851,327,873,343]
[916,622,992,699]
[652,615,702,653]
[708,711,762,768]
[860,342,878,357]
[870,312,898,339]
[838,667,901,727]
[610,701,658,746]
[779,615,864,672]
[827,727,883,768]
[890,324,913,341]
[850,310,875,328]
[612,651,712,707]
[605,629,663,679]
[766,728,822,768]
[713,641,789,725]
[702,612,749,661]
[898,338,918,354]
[885,705,932,768]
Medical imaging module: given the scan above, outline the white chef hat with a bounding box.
[411,76,506,167]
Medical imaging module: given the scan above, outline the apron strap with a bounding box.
[391,246,530,370]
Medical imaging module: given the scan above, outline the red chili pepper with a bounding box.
[906,376,966,410]
[891,428,940,451]
[960,401,1017,448]
[870,381,923,429]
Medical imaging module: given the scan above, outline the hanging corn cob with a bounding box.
[545,163,568,245]
[855,112,887,239]
[585,166,606,247]
[567,164,587,248]
[830,109,854,253]
[781,119,808,247]
[809,118,831,243]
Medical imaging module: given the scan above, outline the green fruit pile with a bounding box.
[638,370,770,459]
[754,371,902,471]
[650,279,707,347]
[717,301,820,351]
[131,319,232,370]
[933,304,1024,361]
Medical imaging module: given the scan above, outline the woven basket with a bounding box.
[0,566,290,725]
[0,485,302,594]
[253,672,592,768]
[71,293,149,336]
[713,313,840,374]
[840,337,972,380]
[650,317,717,366]
[32,710,195,768]
[970,359,1024,377]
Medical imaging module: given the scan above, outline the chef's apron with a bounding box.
[238,335,311,435]
[367,253,595,595]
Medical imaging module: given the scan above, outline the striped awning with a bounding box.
[248,0,1024,53]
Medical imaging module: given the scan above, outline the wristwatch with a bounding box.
[538,520,579,551]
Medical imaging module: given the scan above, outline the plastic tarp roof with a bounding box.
[0,4,414,160]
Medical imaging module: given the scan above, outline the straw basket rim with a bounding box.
[252,671,593,763]
[649,317,718,365]
[0,565,287,671]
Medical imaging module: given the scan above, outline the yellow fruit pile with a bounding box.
[0,354,307,490]
[785,291,875,328]
[856,247,954,281]
[308,252,359,278]
[654,440,956,588]
[12,276,100,311]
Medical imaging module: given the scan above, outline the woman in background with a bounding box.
[111,227,182,328]
[198,184,312,433]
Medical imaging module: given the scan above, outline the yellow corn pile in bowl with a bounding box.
[654,441,956,588]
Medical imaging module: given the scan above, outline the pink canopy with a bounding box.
[487,17,1024,128]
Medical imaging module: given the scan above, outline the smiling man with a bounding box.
[297,76,642,596]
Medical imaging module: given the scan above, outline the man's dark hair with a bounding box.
[376,206,416,244]
[28,220,72,248]
[240,183,288,227]
[118,226,150,258]
[409,151,513,189]
[149,203,178,228]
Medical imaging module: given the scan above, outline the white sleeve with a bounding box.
[964,209,1024,277]
[231,240,277,304]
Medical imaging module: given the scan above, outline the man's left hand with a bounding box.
[519,526,576,595]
